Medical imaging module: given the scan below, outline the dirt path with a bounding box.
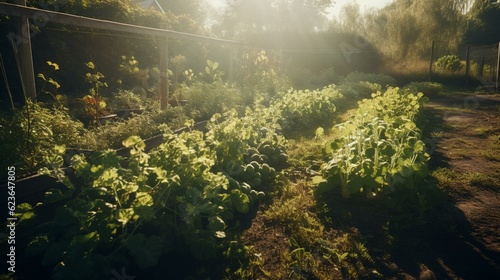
[420,93,500,279]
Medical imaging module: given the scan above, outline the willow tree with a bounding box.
[335,0,468,62]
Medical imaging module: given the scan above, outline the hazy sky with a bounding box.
[329,0,393,16]
[207,0,393,15]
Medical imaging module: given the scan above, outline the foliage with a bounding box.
[316,87,429,198]
[13,103,289,278]
[207,108,288,196]
[110,90,144,110]
[36,61,62,102]
[116,56,152,90]
[337,72,397,99]
[338,81,382,99]
[344,0,467,61]
[403,82,444,97]
[435,55,463,73]
[184,81,242,121]
[462,2,500,44]
[238,50,291,106]
[286,67,341,90]
[78,113,162,150]
[0,101,86,180]
[82,62,109,124]
[342,72,397,88]
[270,85,344,134]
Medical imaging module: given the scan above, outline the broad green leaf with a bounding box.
[26,235,50,257]
[126,234,162,269]
[312,175,326,185]
[231,190,249,213]
[134,205,155,221]
[117,208,135,225]
[208,216,226,232]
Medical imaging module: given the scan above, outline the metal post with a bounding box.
[12,0,36,102]
[428,40,434,82]
[496,42,500,92]
[465,45,470,87]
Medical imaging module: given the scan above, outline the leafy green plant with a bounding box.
[270,85,344,135]
[13,98,290,278]
[78,113,162,150]
[184,81,242,121]
[0,101,86,180]
[403,82,444,97]
[338,81,382,99]
[316,87,429,198]
[238,50,291,106]
[342,72,397,88]
[435,54,462,73]
[111,90,144,110]
[201,59,223,83]
[36,61,63,102]
[83,61,109,124]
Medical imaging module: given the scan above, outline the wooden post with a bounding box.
[0,54,15,109]
[496,42,500,92]
[159,34,169,109]
[465,45,470,87]
[428,40,434,82]
[12,0,36,102]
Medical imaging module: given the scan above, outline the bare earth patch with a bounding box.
[424,93,500,277]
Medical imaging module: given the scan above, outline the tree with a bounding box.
[462,0,500,44]
[216,0,333,38]
[336,0,467,61]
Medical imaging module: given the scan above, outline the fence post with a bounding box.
[12,0,36,102]
[160,34,169,109]
[465,45,470,87]
[428,40,434,82]
[496,41,500,92]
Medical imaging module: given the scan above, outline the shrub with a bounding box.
[110,89,144,110]
[78,112,161,150]
[435,55,462,73]
[342,72,397,87]
[0,101,87,180]
[338,81,382,99]
[185,81,243,121]
[270,85,344,134]
[403,82,444,97]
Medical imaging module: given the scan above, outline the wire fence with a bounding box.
[430,40,500,89]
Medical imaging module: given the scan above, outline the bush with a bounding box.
[0,102,87,180]
[78,112,162,150]
[286,67,341,90]
[185,81,243,121]
[342,72,397,87]
[435,55,462,73]
[270,85,344,134]
[338,81,382,99]
[403,82,444,97]
[110,89,145,110]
